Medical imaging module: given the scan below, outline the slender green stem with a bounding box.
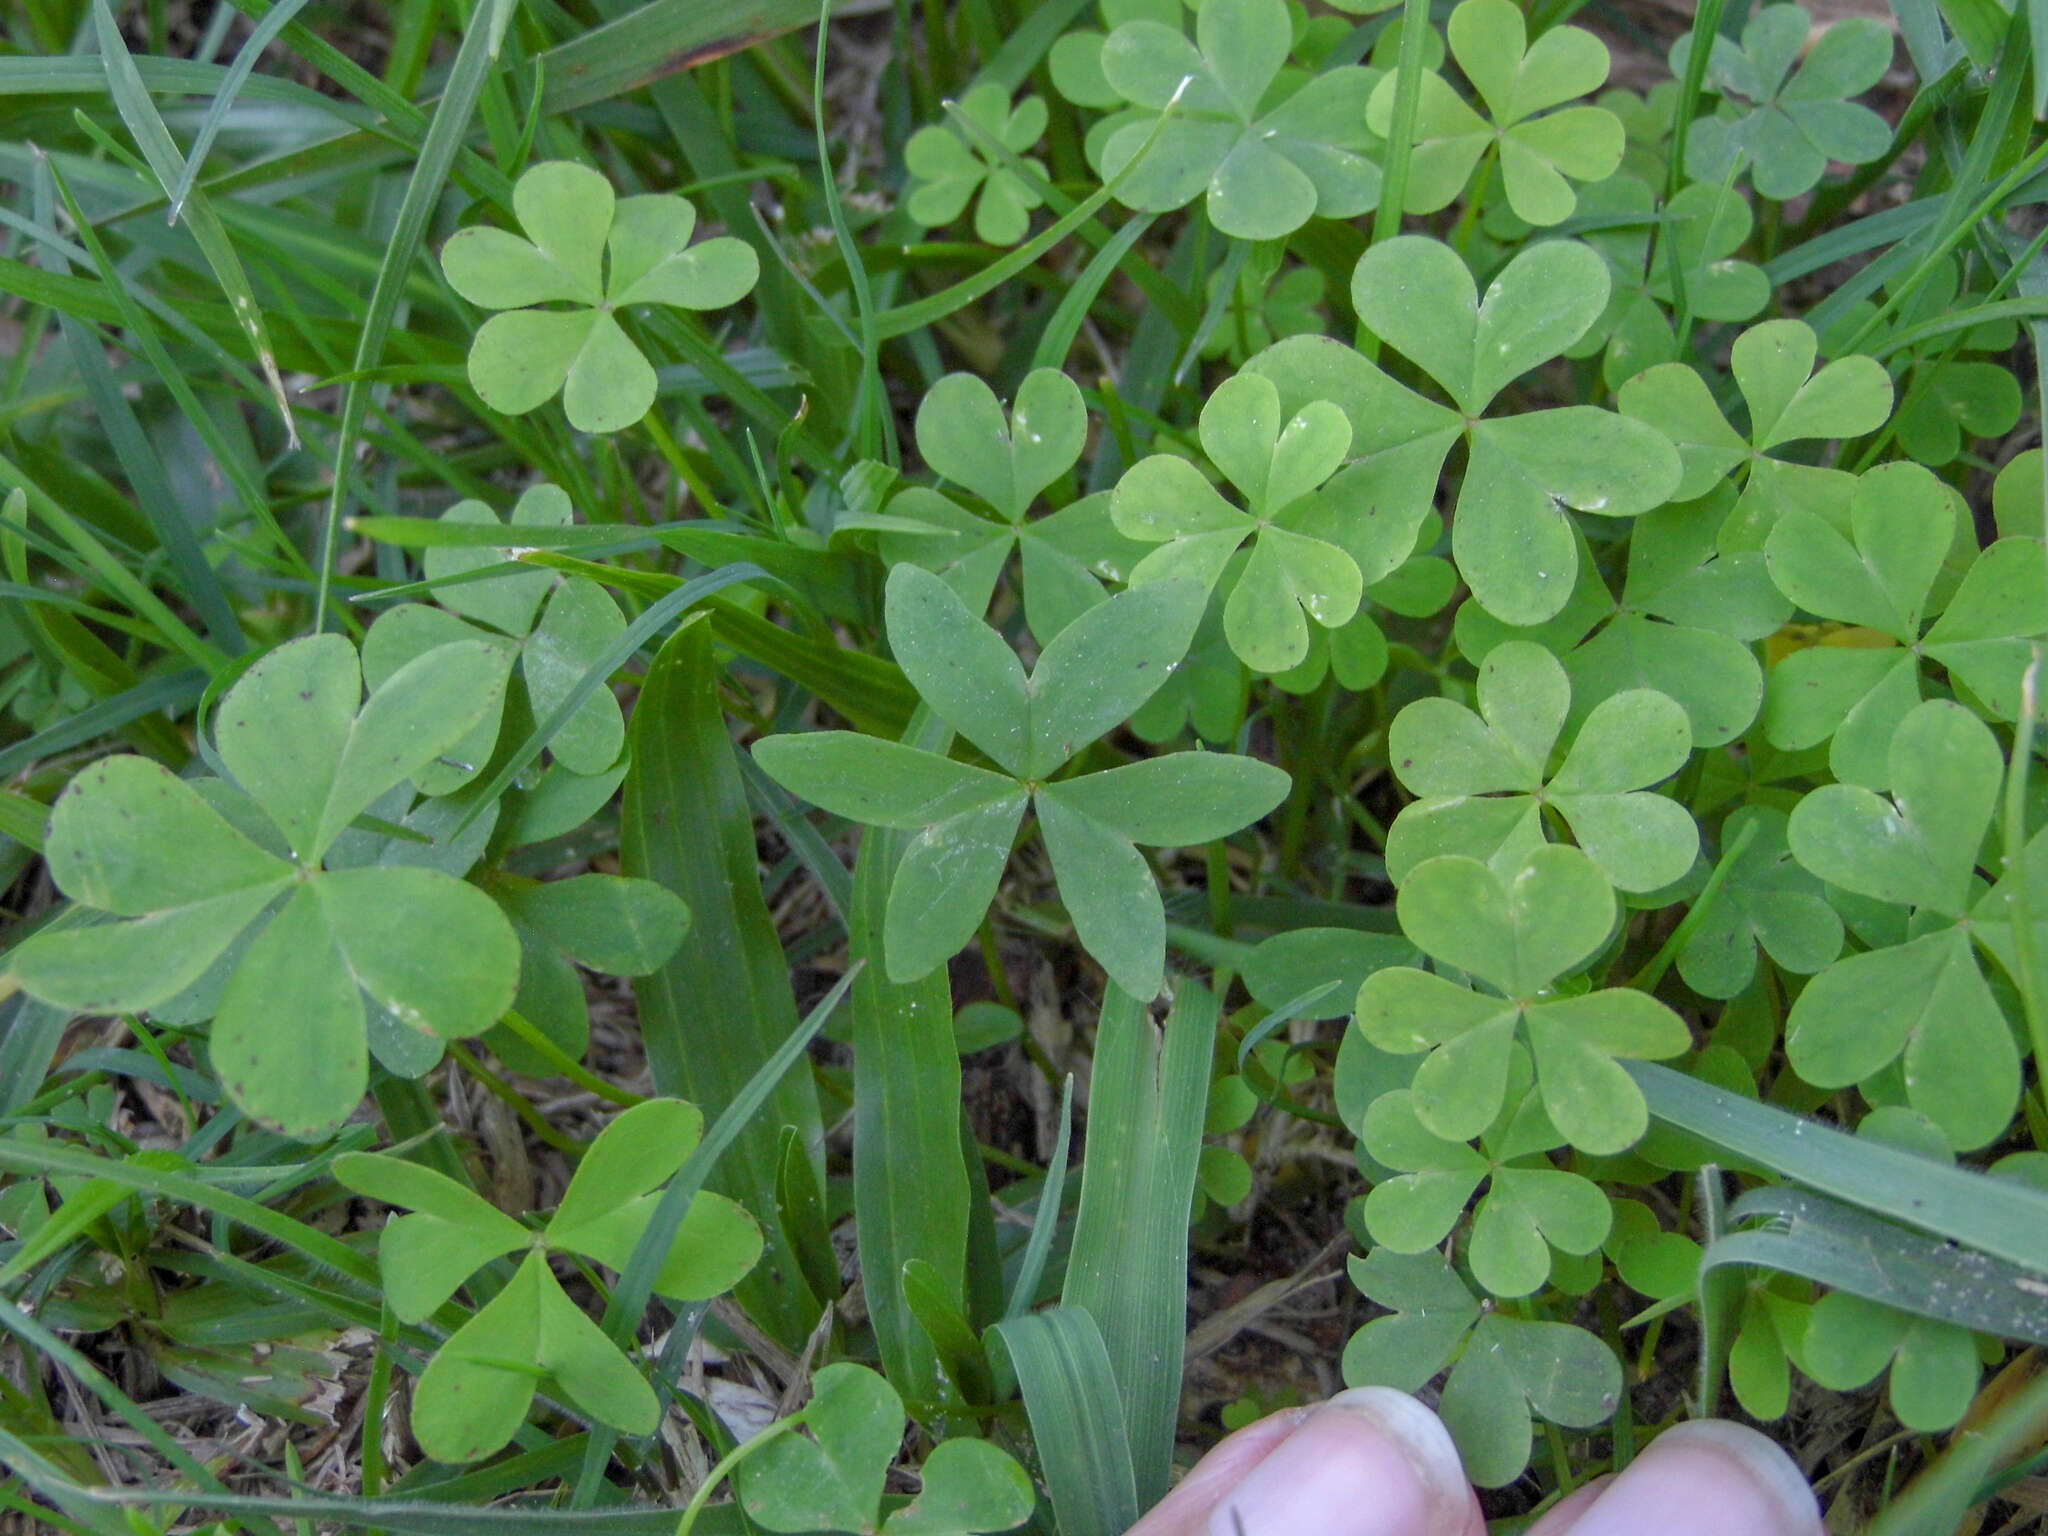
[1368,0,1432,249]
[2001,654,2048,1078]
[449,1042,584,1155]
[495,1009,645,1108]
[674,1409,810,1536]
[1627,817,1759,992]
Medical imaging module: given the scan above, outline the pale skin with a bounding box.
[1127,1389,1824,1536]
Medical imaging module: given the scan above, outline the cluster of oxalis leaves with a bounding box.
[14,0,2048,1505]
[800,12,2048,1470]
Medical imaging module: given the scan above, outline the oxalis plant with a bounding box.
[12,0,2048,1532]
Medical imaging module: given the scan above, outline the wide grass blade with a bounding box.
[847,708,974,1410]
[0,998,69,1116]
[1703,1186,2048,1343]
[987,1306,1142,1536]
[620,613,825,1346]
[532,0,868,116]
[1627,1062,2048,1273]
[1062,980,1217,1509]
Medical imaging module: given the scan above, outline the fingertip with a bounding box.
[1549,1421,1821,1536]
[1203,1389,1482,1536]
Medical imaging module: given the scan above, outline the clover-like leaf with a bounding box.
[757,566,1284,995]
[1618,320,1892,551]
[486,870,688,1072]
[13,636,519,1140]
[1572,175,1770,386]
[1760,463,1973,788]
[883,1437,1036,1534]
[1821,259,2022,468]
[9,755,293,1011]
[1343,1247,1482,1393]
[337,1099,760,1463]
[1050,0,1186,109]
[1784,700,2019,1148]
[1386,641,1698,891]
[412,1250,660,1462]
[1673,4,1895,200]
[1676,805,1843,998]
[332,1151,532,1322]
[1365,0,1622,224]
[1548,488,1789,748]
[1362,1080,1609,1298]
[1439,1312,1622,1487]
[444,160,759,433]
[1344,1249,1620,1488]
[1802,1292,1979,1433]
[1113,372,1364,673]
[1604,1196,1702,1302]
[879,370,1125,643]
[367,486,630,787]
[424,483,569,634]
[1348,237,1681,624]
[546,1099,764,1299]
[905,83,1049,245]
[740,1363,904,1534]
[1096,0,1381,239]
[1358,847,1688,1151]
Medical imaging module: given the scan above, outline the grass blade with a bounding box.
[314,0,519,625]
[987,1306,1142,1536]
[1705,1186,2048,1343]
[447,562,767,841]
[1006,1073,1075,1320]
[38,161,246,650]
[0,668,206,780]
[1062,980,1217,1508]
[90,0,298,446]
[1626,1061,2048,1274]
[619,612,825,1346]
[0,997,68,1116]
[532,0,868,116]
[165,0,319,220]
[847,708,975,1410]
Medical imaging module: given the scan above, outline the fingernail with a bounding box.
[1565,1421,1821,1536]
[1208,1387,1470,1536]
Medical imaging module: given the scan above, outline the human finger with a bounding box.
[1129,1387,1487,1536]
[1526,1422,1822,1536]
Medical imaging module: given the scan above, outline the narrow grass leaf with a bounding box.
[316,0,518,624]
[90,0,297,444]
[0,669,206,781]
[166,0,319,220]
[1006,1073,1076,1320]
[1063,981,1218,1507]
